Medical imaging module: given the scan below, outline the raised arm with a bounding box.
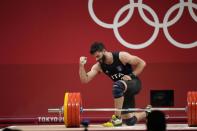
[79,56,101,83]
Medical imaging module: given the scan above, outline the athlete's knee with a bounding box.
[112,80,125,98]
[124,116,137,126]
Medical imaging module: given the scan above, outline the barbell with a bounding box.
[48,91,197,127]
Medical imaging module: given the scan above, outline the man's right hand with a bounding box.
[79,56,87,65]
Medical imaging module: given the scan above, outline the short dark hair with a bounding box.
[90,42,105,55]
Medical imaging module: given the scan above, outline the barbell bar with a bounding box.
[48,107,186,112]
[48,91,197,127]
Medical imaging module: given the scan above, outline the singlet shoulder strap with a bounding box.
[112,52,120,63]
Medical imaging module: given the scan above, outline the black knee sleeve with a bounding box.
[124,116,137,126]
[112,80,125,98]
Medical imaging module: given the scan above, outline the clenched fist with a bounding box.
[79,56,87,65]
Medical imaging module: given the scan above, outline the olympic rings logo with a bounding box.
[88,0,197,49]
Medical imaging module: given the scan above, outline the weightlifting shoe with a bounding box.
[102,115,122,127]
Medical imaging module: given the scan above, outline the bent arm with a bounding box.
[119,52,146,76]
[79,63,100,83]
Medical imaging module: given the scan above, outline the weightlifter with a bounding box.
[79,42,150,127]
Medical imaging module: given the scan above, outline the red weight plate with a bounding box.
[71,93,76,127]
[187,91,192,126]
[75,92,81,127]
[194,92,197,125]
[191,92,195,126]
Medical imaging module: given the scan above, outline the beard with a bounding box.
[98,54,106,63]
